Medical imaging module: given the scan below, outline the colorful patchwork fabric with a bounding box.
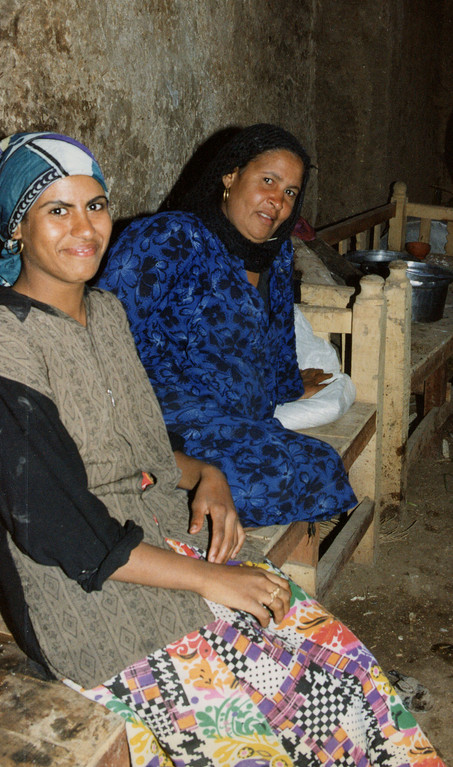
[67,544,445,767]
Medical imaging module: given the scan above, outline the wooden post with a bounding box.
[349,274,386,564]
[419,218,431,244]
[380,261,411,515]
[356,230,368,250]
[372,223,382,248]
[388,181,407,252]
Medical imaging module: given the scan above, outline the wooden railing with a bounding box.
[317,181,453,257]
[318,202,396,253]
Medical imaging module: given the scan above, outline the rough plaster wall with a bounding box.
[313,0,453,224]
[0,0,318,222]
[1,0,452,228]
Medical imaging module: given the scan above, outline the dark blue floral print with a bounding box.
[98,211,356,525]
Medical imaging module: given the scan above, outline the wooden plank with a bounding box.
[300,306,352,334]
[288,522,320,567]
[411,291,453,390]
[304,238,362,283]
[341,413,376,472]
[380,262,412,512]
[406,201,453,222]
[0,643,129,767]
[316,498,374,600]
[419,218,431,244]
[317,202,396,246]
[297,284,355,309]
[263,521,311,567]
[298,403,376,472]
[424,365,448,413]
[408,398,453,462]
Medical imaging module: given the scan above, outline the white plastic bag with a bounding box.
[274,307,356,429]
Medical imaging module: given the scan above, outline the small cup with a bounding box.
[405,241,431,259]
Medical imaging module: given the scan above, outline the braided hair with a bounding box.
[182,123,310,271]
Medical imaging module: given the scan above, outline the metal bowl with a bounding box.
[346,250,412,278]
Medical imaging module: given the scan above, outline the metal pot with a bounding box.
[346,250,411,279]
[405,261,453,322]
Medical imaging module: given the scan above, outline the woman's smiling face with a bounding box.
[13,175,112,288]
[221,149,304,244]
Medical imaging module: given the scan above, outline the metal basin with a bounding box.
[346,251,453,321]
[405,261,453,322]
[346,250,411,279]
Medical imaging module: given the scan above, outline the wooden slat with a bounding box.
[419,218,431,244]
[300,306,352,334]
[356,230,368,250]
[316,498,374,599]
[411,291,453,391]
[340,412,376,472]
[424,365,448,413]
[317,202,396,246]
[297,285,355,309]
[297,401,376,472]
[406,201,453,221]
[265,520,312,568]
[408,398,453,462]
[372,223,382,248]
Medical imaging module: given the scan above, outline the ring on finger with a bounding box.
[269,586,280,604]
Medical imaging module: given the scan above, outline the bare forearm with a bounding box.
[109,541,209,591]
[108,541,291,627]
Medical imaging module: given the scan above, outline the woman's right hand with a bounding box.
[111,542,291,627]
[197,562,291,627]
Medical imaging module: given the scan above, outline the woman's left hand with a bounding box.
[174,452,245,563]
[300,367,333,398]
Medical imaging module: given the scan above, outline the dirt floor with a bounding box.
[323,416,453,764]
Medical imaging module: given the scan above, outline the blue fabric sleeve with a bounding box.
[98,213,200,315]
[0,376,144,593]
[271,241,305,404]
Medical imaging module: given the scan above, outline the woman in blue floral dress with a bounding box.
[98,124,357,527]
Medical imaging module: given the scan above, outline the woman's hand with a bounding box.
[174,452,245,563]
[300,368,333,399]
[198,563,291,627]
[111,543,291,627]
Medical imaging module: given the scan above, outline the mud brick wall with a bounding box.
[1,0,452,226]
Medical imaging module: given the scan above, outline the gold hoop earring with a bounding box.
[222,187,230,203]
[6,239,24,254]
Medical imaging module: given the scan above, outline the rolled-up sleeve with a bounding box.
[0,376,144,592]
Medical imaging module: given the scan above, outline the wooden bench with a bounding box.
[247,261,411,599]
[0,615,129,767]
[317,180,453,503]
[248,178,453,597]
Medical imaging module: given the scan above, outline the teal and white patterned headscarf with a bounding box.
[0,132,108,286]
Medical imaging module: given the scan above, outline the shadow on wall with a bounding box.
[442,107,453,206]
[158,126,241,211]
[96,126,242,281]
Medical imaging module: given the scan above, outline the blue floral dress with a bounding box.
[98,212,356,526]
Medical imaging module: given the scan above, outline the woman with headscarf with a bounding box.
[0,131,443,767]
[97,124,357,529]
